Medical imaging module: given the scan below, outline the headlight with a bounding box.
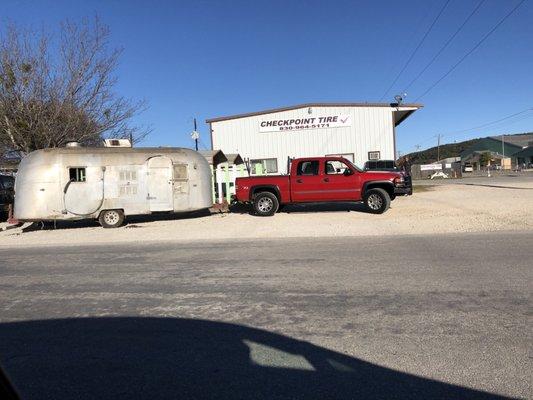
[393,176,404,185]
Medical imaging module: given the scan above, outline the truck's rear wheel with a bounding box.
[98,209,125,228]
[253,192,279,216]
[364,188,390,214]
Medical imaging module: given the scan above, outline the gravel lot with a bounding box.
[1,178,532,247]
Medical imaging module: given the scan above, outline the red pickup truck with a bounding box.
[234,157,411,216]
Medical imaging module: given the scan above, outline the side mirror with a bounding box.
[343,169,354,176]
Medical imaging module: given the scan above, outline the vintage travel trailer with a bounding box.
[14,144,213,227]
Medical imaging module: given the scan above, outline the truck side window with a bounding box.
[69,167,86,182]
[297,161,319,176]
[325,161,348,175]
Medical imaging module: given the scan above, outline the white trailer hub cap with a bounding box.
[103,211,120,225]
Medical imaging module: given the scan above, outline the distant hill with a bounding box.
[401,132,533,164]
[401,138,479,164]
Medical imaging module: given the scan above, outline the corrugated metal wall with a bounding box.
[211,106,395,173]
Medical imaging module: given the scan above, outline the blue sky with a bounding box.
[3,0,532,154]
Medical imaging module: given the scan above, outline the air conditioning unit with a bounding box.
[103,139,132,148]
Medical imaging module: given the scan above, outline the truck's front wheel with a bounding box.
[253,192,279,216]
[364,188,390,214]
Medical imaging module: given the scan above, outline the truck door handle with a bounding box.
[296,179,303,183]
[323,178,329,182]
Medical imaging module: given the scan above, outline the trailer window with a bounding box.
[69,167,86,182]
[173,164,188,181]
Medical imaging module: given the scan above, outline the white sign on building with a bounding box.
[259,114,351,133]
[420,164,442,171]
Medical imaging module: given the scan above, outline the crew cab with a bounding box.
[234,157,411,216]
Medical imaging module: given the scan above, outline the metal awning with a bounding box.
[224,154,244,165]
[392,106,421,127]
[198,150,227,167]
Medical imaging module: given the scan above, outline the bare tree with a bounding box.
[0,17,149,156]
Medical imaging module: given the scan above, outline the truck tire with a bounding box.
[253,192,279,216]
[98,209,125,228]
[364,188,390,214]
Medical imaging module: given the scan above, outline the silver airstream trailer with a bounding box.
[14,144,213,228]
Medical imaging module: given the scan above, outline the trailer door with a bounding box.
[147,156,173,211]
[172,163,189,210]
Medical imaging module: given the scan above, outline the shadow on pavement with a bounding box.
[230,202,369,215]
[0,317,509,400]
[20,208,212,232]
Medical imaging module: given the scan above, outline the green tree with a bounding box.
[479,152,492,167]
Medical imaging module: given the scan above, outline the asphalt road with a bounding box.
[0,232,531,399]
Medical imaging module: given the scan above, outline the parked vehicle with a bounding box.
[363,159,400,172]
[463,163,474,172]
[0,175,15,220]
[234,157,412,216]
[14,146,212,228]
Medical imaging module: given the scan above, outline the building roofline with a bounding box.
[206,102,423,123]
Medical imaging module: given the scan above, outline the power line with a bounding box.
[414,0,527,101]
[406,107,533,153]
[378,0,451,102]
[403,0,486,93]
[447,108,533,135]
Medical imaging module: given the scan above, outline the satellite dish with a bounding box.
[394,93,407,105]
[191,130,200,140]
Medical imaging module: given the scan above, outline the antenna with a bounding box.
[190,118,200,151]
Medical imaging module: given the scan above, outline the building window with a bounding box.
[368,151,381,160]
[69,167,86,182]
[297,160,319,176]
[250,158,278,175]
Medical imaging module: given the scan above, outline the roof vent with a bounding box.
[65,141,81,147]
[103,139,132,148]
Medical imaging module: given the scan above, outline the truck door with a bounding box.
[291,160,327,202]
[322,159,361,201]
[147,156,173,211]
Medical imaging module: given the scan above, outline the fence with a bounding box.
[211,164,249,204]
[411,162,462,180]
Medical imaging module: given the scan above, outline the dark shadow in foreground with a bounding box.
[0,317,510,400]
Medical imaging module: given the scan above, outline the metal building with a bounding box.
[207,102,422,174]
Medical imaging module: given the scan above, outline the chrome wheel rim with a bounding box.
[103,211,120,225]
[257,197,274,213]
[367,194,383,210]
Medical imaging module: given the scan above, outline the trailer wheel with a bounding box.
[98,209,125,228]
[253,192,279,216]
[363,188,390,214]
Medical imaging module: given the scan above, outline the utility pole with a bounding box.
[190,118,200,151]
[437,134,441,162]
[501,134,505,170]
